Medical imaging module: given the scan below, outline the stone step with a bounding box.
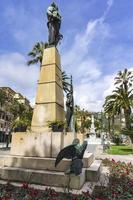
[86,160,102,182]
[0,167,86,190]
[2,153,94,172]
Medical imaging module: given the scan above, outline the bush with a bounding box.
[47,120,65,132]
[112,135,122,145]
[13,120,28,132]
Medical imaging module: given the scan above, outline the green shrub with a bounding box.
[112,135,122,145]
[47,120,65,132]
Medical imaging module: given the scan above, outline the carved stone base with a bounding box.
[10,132,75,158]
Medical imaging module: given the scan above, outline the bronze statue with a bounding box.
[55,139,87,175]
[47,2,63,46]
[66,76,74,130]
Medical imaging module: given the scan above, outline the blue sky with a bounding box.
[0,0,133,111]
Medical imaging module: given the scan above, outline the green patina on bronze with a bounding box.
[46,2,63,46]
[55,138,87,175]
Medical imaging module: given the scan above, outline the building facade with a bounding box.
[0,87,31,141]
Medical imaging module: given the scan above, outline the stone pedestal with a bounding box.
[0,153,99,189]
[31,47,65,132]
[10,132,75,158]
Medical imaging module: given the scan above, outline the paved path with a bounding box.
[0,143,11,155]
[86,136,133,164]
[85,135,102,154]
[0,149,10,156]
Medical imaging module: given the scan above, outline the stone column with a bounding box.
[90,114,95,134]
[31,47,65,133]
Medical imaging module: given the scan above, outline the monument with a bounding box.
[9,2,68,158]
[0,3,102,190]
[31,2,64,133]
[90,114,95,134]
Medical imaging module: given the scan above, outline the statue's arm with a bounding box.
[57,12,62,20]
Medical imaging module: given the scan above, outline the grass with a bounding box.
[106,144,133,155]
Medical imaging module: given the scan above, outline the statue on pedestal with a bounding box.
[47,2,63,46]
[66,76,74,130]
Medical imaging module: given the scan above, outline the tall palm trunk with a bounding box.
[129,134,133,150]
[119,112,122,130]
[108,116,111,135]
[124,108,131,129]
[130,136,133,143]
[111,115,115,135]
[124,108,133,148]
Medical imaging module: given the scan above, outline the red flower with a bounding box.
[34,189,39,196]
[82,191,90,197]
[128,183,133,188]
[126,169,129,175]
[94,196,103,200]
[112,159,115,163]
[71,194,77,200]
[112,192,118,198]
[30,188,39,198]
[22,182,29,189]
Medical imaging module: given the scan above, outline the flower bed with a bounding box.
[0,183,93,200]
[99,158,133,200]
[0,159,132,199]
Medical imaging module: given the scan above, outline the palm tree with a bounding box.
[27,42,46,69]
[104,87,133,128]
[114,87,132,129]
[27,42,70,92]
[115,68,133,91]
[104,68,133,129]
[103,94,119,135]
[61,71,70,93]
[114,68,133,128]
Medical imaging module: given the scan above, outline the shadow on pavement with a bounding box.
[0,147,10,151]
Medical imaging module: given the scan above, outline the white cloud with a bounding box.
[107,0,114,7]
[74,74,115,112]
[0,53,39,104]
[62,0,114,112]
[74,66,133,112]
[77,59,102,83]
[102,0,114,22]
[62,19,103,70]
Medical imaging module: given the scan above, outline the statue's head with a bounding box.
[72,138,80,146]
[51,2,58,10]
